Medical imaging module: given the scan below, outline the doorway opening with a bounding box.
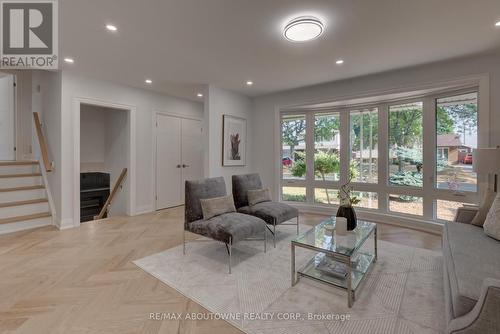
[0,73,15,161]
[74,99,136,225]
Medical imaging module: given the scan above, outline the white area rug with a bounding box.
[134,225,445,334]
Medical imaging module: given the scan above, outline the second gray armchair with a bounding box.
[232,173,299,247]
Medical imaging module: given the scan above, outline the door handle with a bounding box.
[176,164,181,168]
[182,164,190,168]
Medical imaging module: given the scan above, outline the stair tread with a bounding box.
[0,161,38,166]
[0,173,42,178]
[0,198,48,208]
[0,212,51,225]
[0,185,44,192]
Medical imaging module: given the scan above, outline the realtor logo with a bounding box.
[0,0,58,69]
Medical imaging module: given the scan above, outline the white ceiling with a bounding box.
[61,0,500,101]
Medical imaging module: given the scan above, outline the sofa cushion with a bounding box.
[471,189,495,226]
[443,221,500,317]
[238,201,298,225]
[484,192,500,240]
[186,212,265,244]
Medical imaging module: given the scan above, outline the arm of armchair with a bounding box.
[448,278,500,334]
[453,206,479,224]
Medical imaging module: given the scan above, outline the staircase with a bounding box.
[0,161,52,234]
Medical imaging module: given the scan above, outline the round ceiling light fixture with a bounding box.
[495,20,500,27]
[283,16,324,42]
[106,24,118,32]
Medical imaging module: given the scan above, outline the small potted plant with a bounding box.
[336,175,360,231]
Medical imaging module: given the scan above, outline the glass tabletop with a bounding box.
[292,217,376,257]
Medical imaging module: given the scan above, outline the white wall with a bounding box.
[37,71,62,224]
[204,85,253,193]
[50,72,203,228]
[103,108,129,216]
[80,105,106,169]
[252,52,500,198]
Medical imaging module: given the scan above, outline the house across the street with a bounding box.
[437,134,471,164]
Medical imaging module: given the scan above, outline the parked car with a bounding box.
[462,153,473,164]
[282,157,293,166]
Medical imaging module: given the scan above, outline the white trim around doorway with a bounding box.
[73,97,137,227]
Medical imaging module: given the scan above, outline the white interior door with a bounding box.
[181,118,203,200]
[0,74,15,160]
[156,114,182,209]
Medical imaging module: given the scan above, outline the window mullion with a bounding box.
[378,104,389,213]
[422,96,435,220]
[339,110,349,187]
[305,113,315,204]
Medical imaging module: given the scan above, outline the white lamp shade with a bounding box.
[473,148,500,173]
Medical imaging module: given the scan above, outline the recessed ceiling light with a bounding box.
[197,93,203,98]
[283,16,324,42]
[495,20,500,27]
[145,79,152,84]
[64,57,74,63]
[106,24,117,31]
[336,59,344,65]
[246,81,253,86]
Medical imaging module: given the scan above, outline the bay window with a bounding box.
[279,87,481,224]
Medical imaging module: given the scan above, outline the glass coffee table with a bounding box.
[291,218,377,308]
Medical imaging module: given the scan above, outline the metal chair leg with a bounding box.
[296,216,299,235]
[264,224,267,253]
[183,229,186,255]
[273,221,276,248]
[228,237,232,274]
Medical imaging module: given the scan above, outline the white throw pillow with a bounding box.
[483,192,500,241]
[200,195,236,220]
[247,188,271,206]
[471,189,496,226]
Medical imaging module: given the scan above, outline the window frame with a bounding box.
[278,85,483,224]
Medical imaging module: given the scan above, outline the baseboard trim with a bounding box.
[54,216,76,230]
[293,204,443,235]
[135,204,154,215]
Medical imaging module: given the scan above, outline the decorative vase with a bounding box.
[336,205,357,231]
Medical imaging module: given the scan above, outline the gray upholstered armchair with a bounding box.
[232,173,299,247]
[184,177,267,273]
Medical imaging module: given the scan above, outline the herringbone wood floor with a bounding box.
[0,207,441,333]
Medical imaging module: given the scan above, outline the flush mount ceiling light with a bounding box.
[495,20,500,27]
[246,80,253,86]
[197,93,203,98]
[64,57,74,63]
[145,79,152,84]
[106,24,117,31]
[335,59,344,65]
[283,16,324,42]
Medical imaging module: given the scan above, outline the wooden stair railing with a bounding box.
[33,112,53,172]
[95,168,128,220]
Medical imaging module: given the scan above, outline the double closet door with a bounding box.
[156,114,203,209]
